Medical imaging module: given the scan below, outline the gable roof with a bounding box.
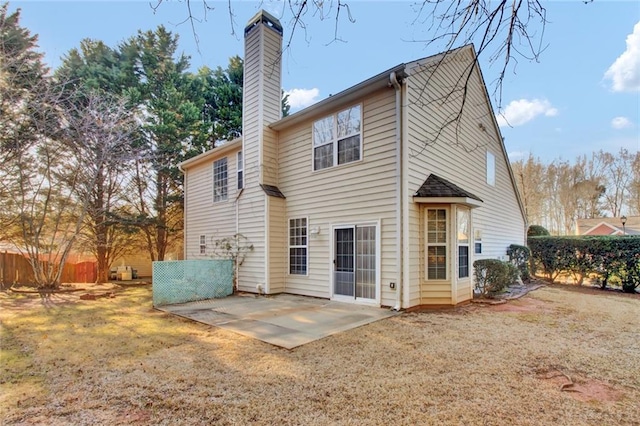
[577,216,640,236]
[270,45,471,131]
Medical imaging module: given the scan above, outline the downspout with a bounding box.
[235,188,244,291]
[390,71,403,311]
[178,164,187,260]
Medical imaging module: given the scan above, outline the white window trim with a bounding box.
[457,207,470,279]
[329,220,381,306]
[288,217,309,276]
[199,235,206,255]
[486,151,496,186]
[213,157,228,203]
[312,104,363,172]
[474,229,483,254]
[237,151,243,190]
[425,207,449,281]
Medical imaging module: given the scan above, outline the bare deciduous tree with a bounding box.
[60,92,138,283]
[151,0,576,149]
[598,148,633,218]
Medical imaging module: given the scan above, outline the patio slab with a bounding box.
[157,293,398,349]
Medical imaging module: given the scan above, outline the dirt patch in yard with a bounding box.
[483,296,551,313]
[536,368,624,403]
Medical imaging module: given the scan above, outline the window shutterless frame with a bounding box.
[288,217,308,275]
[425,208,448,280]
[237,151,243,190]
[312,104,362,171]
[213,157,228,202]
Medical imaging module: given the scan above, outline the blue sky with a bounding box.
[8,1,640,163]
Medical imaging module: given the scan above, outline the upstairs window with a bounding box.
[486,151,495,186]
[237,151,244,190]
[313,105,361,171]
[213,158,228,202]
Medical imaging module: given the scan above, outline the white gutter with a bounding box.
[235,188,244,291]
[390,71,403,311]
[178,163,187,260]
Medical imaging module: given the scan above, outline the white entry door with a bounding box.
[333,225,377,301]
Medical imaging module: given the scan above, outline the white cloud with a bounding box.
[284,88,320,109]
[604,21,640,92]
[611,116,633,129]
[496,99,558,127]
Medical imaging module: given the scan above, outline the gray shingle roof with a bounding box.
[414,174,483,202]
[260,184,286,199]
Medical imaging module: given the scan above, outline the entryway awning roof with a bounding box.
[413,174,483,208]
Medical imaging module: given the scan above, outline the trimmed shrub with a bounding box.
[474,259,518,297]
[507,244,531,282]
[527,236,640,291]
[527,225,550,237]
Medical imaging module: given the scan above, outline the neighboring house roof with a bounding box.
[260,184,286,199]
[576,216,640,236]
[413,174,483,208]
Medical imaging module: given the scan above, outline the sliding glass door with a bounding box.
[334,225,376,301]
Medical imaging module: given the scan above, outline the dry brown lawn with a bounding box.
[1,285,639,425]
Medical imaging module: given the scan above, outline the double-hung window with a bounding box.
[426,208,447,280]
[199,235,206,255]
[289,218,308,275]
[213,158,228,202]
[237,151,243,190]
[457,208,470,278]
[313,105,361,170]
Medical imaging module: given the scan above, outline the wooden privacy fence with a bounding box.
[0,251,97,288]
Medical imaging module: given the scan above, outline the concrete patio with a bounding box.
[156,293,398,349]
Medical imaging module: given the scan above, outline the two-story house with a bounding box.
[179,10,527,310]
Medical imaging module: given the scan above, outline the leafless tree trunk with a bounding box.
[628,151,640,216]
[61,92,138,283]
[598,149,633,217]
[512,154,545,227]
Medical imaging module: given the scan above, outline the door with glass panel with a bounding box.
[333,225,376,300]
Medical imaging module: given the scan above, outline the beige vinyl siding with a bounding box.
[405,46,525,305]
[259,26,282,186]
[277,88,399,305]
[237,188,266,292]
[457,280,472,302]
[267,196,286,293]
[183,151,239,259]
[235,21,283,293]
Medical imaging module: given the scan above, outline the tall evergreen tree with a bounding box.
[0,3,48,159]
[119,26,205,261]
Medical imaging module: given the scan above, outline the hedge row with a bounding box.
[527,236,640,293]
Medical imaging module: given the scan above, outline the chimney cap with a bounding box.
[245,10,283,36]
